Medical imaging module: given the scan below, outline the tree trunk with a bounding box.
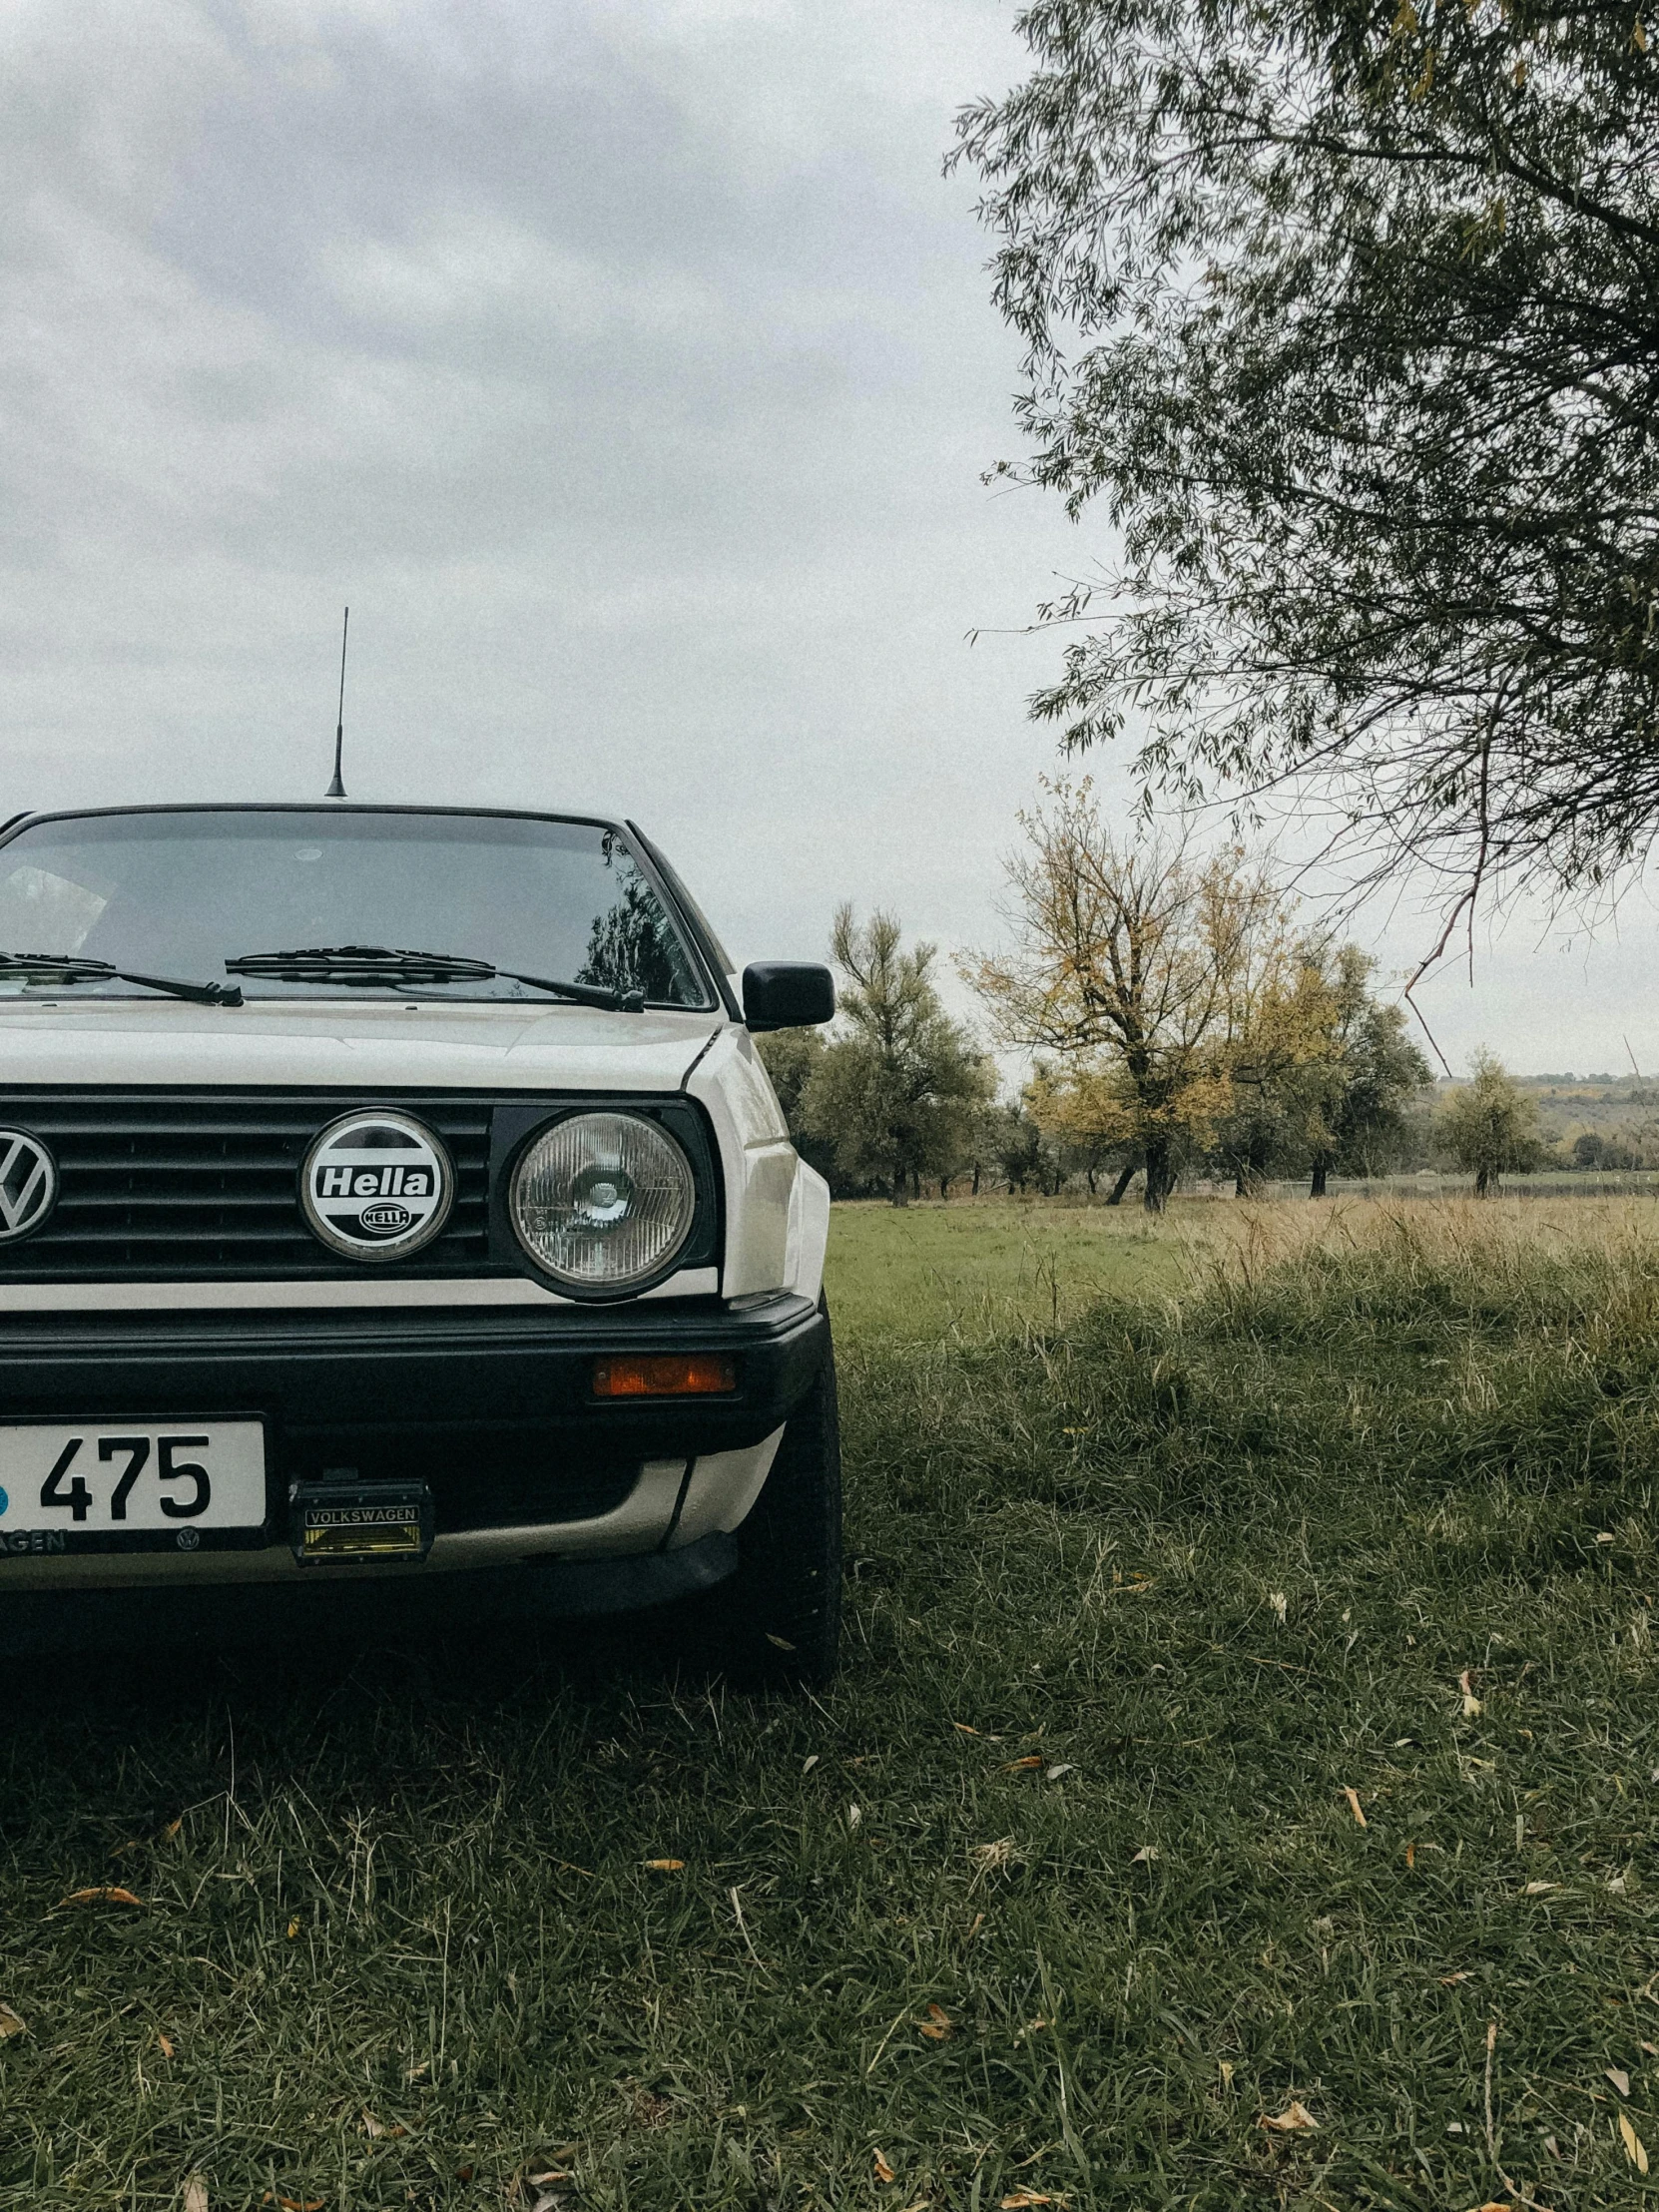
[1310,1155,1330,1198]
[1143,1141,1173,1213]
[971,1162,981,1196]
[1475,1165,1493,1197]
[1086,1165,1097,1195]
[890,1153,908,1206]
[1104,1160,1136,1207]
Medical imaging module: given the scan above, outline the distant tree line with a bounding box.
[762,788,1647,1204]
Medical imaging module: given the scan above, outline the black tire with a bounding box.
[685,1300,841,1688]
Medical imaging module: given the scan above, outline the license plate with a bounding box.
[0,1421,267,1552]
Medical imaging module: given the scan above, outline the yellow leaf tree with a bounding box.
[965,784,1295,1210]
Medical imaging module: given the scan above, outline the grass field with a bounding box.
[823,1200,1185,1346]
[5,1200,1659,2208]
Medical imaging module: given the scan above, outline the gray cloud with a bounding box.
[0,0,1645,1072]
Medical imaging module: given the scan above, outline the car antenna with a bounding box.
[326,605,349,798]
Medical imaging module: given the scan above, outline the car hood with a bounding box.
[0,997,727,1093]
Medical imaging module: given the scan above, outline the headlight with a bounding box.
[509,1111,697,1292]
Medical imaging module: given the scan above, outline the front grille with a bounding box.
[0,1091,496,1281]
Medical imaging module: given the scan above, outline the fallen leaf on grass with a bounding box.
[0,2003,25,2039]
[526,2173,572,2188]
[643,1859,684,1873]
[183,2179,207,2212]
[1045,1764,1077,1783]
[157,2031,174,2058]
[1440,1971,1470,1985]
[1620,2112,1650,2172]
[765,1633,796,1652]
[1342,1788,1368,1829]
[1001,2194,1068,2208]
[874,2151,896,2185]
[360,2112,406,2139]
[1004,1756,1043,1772]
[1596,1531,1616,1545]
[802,1755,820,1774]
[1607,2067,1631,2097]
[60,1887,142,1908]
[1129,1846,1159,1866]
[951,1722,978,1736]
[262,2196,323,2211]
[847,1805,862,1830]
[1522,1882,1557,1897]
[1405,1842,1416,1870]
[1642,2040,1659,2056]
[1458,1670,1482,1718]
[1269,1591,1289,1624]
[285,1919,301,1938]
[163,1818,183,1842]
[1467,2202,1512,2211]
[1258,2102,1318,2132]
[1218,2060,1235,2088]
[916,2003,952,2041]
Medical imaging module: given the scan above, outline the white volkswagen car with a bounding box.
[0,805,838,1682]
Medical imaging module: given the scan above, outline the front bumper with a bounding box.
[0,1530,741,1656]
[0,1291,824,1592]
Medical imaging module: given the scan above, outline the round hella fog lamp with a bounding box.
[510,1112,696,1291]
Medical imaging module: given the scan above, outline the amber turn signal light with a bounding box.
[592,1354,738,1397]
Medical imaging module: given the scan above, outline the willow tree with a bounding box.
[953,2,1659,939]
[1298,946,1433,1194]
[1439,1051,1544,1195]
[803,907,992,1204]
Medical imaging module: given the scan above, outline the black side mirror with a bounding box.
[742,962,835,1032]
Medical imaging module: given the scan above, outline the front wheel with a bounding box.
[688,1304,841,1687]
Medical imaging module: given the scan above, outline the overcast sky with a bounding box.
[3,0,1654,1078]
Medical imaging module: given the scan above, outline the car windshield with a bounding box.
[0,809,713,1007]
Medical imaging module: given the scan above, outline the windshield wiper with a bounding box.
[0,951,243,1008]
[224,945,645,1012]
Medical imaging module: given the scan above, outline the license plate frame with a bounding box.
[0,1417,270,1556]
